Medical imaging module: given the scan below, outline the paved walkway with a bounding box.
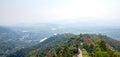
[77,48,82,57]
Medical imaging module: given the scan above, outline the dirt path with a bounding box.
[77,48,82,57]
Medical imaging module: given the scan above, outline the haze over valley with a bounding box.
[0,0,120,57]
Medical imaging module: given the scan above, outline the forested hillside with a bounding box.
[0,26,21,56]
[0,26,42,57]
[7,33,120,57]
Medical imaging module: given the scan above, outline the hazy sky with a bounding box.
[0,0,120,25]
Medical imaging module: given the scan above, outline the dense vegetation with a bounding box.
[0,26,21,56]
[7,33,120,57]
[0,26,42,57]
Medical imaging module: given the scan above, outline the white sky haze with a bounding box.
[0,0,120,25]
